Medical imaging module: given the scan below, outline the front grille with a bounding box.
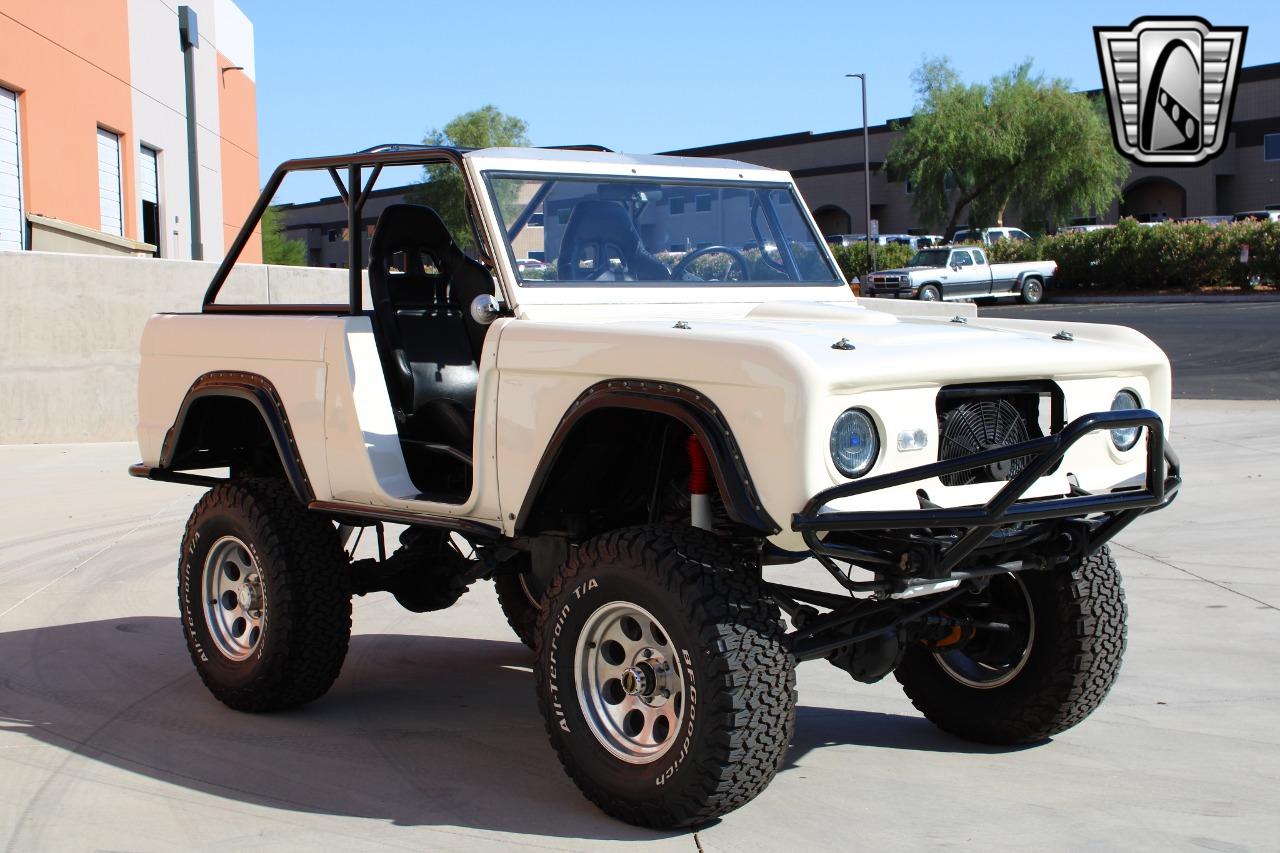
[936,383,1062,487]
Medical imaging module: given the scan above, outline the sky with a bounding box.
[236,0,1279,201]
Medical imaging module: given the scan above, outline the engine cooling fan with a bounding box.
[939,399,1031,486]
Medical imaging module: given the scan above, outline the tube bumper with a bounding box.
[791,409,1181,578]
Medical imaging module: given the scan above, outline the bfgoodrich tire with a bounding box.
[178,479,352,712]
[895,547,1126,744]
[535,525,795,828]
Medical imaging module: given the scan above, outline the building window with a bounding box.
[695,194,712,212]
[1265,133,1280,162]
[327,228,338,242]
[97,128,124,237]
[669,197,685,215]
[138,145,161,256]
[0,87,23,251]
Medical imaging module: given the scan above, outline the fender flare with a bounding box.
[159,371,315,502]
[515,379,781,536]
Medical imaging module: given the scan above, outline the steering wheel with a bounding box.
[671,246,751,282]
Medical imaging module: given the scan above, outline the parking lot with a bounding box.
[1,298,1277,853]
[1,386,1276,850]
[980,301,1280,400]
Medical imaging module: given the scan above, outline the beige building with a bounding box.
[666,61,1280,236]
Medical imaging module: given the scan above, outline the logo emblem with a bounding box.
[1094,17,1246,165]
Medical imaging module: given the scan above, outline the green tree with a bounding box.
[409,105,530,250]
[261,204,306,266]
[886,58,1128,235]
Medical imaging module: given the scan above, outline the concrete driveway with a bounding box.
[1,400,1276,852]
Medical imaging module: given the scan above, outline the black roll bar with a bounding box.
[202,142,616,315]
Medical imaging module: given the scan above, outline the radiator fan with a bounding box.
[939,399,1031,486]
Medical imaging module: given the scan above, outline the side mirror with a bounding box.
[470,294,504,326]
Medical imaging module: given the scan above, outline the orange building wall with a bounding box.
[217,51,261,262]
[0,0,137,240]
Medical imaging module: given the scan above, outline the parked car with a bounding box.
[130,144,1178,829]
[1234,210,1280,223]
[1057,224,1116,234]
[826,233,901,247]
[863,245,1057,304]
[516,257,548,272]
[1174,215,1233,226]
[951,226,1033,245]
[884,233,947,250]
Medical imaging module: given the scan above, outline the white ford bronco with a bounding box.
[131,145,1180,829]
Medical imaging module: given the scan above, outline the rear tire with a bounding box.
[917,284,941,302]
[178,479,352,712]
[895,547,1125,744]
[1020,276,1045,304]
[535,525,795,828]
[494,567,540,650]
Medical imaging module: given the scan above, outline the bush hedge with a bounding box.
[828,242,917,282]
[982,218,1280,292]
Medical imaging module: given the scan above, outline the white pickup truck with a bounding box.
[863,246,1058,304]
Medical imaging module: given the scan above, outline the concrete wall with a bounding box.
[0,250,351,444]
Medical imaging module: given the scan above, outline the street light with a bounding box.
[846,73,874,273]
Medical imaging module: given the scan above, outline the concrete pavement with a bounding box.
[0,400,1276,851]
[979,301,1280,401]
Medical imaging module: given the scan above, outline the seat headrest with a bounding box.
[370,204,455,262]
[562,200,638,245]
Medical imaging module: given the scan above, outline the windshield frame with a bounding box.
[480,169,843,288]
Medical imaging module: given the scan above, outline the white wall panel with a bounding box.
[97,128,123,237]
[0,88,23,251]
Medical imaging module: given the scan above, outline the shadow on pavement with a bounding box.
[0,616,1016,839]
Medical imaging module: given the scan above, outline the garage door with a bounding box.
[0,87,22,251]
[97,128,123,237]
[138,145,159,254]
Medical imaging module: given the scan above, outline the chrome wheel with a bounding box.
[202,535,265,661]
[1023,279,1044,304]
[575,601,685,764]
[933,573,1034,689]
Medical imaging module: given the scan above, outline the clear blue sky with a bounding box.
[237,0,1278,198]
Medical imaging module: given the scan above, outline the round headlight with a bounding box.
[830,408,879,478]
[1110,390,1142,450]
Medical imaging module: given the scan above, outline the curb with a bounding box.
[1047,294,1280,304]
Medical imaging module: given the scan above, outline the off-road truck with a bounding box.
[131,144,1180,829]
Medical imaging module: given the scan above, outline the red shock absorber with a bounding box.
[686,433,712,530]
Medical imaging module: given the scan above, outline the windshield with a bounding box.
[908,248,951,267]
[484,173,840,285]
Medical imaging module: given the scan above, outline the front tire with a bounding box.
[895,547,1126,744]
[535,525,795,828]
[917,284,941,302]
[179,480,352,712]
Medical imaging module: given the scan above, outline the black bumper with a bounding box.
[791,409,1181,582]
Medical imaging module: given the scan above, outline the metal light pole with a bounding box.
[846,73,874,272]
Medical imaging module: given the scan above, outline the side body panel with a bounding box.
[137,313,504,525]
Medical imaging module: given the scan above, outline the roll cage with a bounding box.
[201,143,613,315]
